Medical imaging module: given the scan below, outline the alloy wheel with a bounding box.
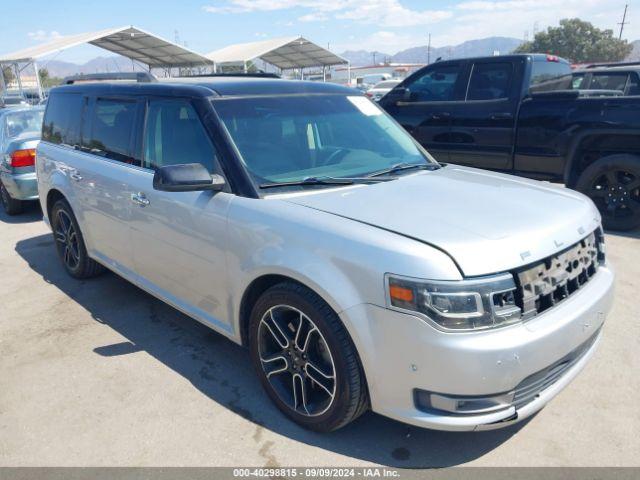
[590,169,640,219]
[257,305,337,417]
[54,210,80,270]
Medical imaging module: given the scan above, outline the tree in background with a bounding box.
[515,18,633,63]
[2,66,15,86]
[37,68,62,89]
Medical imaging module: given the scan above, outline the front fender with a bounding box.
[225,196,462,342]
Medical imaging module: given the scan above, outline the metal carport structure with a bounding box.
[206,36,349,80]
[0,26,213,101]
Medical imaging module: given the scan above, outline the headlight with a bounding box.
[386,273,522,331]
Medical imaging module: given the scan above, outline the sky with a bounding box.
[0,0,636,63]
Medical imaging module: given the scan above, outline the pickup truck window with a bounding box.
[589,73,628,92]
[529,61,572,93]
[404,64,461,102]
[466,62,513,101]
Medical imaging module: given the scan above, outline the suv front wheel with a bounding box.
[51,199,105,279]
[248,282,368,432]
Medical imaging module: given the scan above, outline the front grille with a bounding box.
[514,230,604,320]
[513,329,600,409]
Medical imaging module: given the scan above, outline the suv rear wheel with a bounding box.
[0,181,23,215]
[248,282,368,432]
[51,199,105,279]
[576,154,640,231]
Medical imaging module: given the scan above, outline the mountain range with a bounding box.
[36,36,640,77]
[40,56,147,78]
[340,37,525,66]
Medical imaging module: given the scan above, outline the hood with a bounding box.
[282,165,601,277]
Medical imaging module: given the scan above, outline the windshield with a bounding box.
[213,94,432,188]
[4,109,44,139]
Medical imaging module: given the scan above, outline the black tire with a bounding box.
[575,154,640,231]
[248,282,368,432]
[50,199,105,279]
[0,180,23,215]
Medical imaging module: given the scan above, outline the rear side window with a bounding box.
[42,93,84,146]
[86,99,137,163]
[143,99,217,172]
[467,62,513,100]
[529,60,572,93]
[405,64,461,102]
[589,73,628,92]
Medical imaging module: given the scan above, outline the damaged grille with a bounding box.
[515,230,604,320]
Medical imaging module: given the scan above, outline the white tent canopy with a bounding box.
[0,26,212,68]
[206,36,348,70]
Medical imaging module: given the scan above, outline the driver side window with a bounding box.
[404,64,462,102]
[143,99,218,172]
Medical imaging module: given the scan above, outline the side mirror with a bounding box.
[152,163,225,192]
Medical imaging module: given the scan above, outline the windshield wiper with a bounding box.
[368,162,440,177]
[259,176,393,189]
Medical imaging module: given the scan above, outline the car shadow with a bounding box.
[0,201,42,224]
[605,228,640,240]
[15,233,528,468]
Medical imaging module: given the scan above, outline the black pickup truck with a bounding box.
[379,54,640,230]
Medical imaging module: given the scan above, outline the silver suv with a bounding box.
[36,77,614,432]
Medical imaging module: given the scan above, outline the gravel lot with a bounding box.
[1,202,638,468]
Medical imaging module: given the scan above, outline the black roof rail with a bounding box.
[175,72,281,79]
[61,72,158,85]
[585,61,640,69]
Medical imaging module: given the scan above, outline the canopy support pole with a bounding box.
[33,60,44,102]
[347,62,351,86]
[0,63,6,95]
[14,63,24,97]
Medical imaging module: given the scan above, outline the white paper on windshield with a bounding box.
[347,96,382,116]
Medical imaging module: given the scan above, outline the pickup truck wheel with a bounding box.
[576,154,640,231]
[51,199,105,279]
[0,181,23,215]
[248,282,368,432]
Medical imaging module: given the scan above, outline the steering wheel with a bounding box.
[320,148,350,166]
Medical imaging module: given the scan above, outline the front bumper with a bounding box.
[340,265,614,431]
[0,171,38,201]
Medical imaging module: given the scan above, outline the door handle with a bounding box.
[70,172,83,182]
[131,192,150,207]
[490,112,514,120]
[430,112,451,120]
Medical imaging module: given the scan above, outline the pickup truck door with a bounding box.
[379,62,466,163]
[126,98,233,332]
[445,59,522,170]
